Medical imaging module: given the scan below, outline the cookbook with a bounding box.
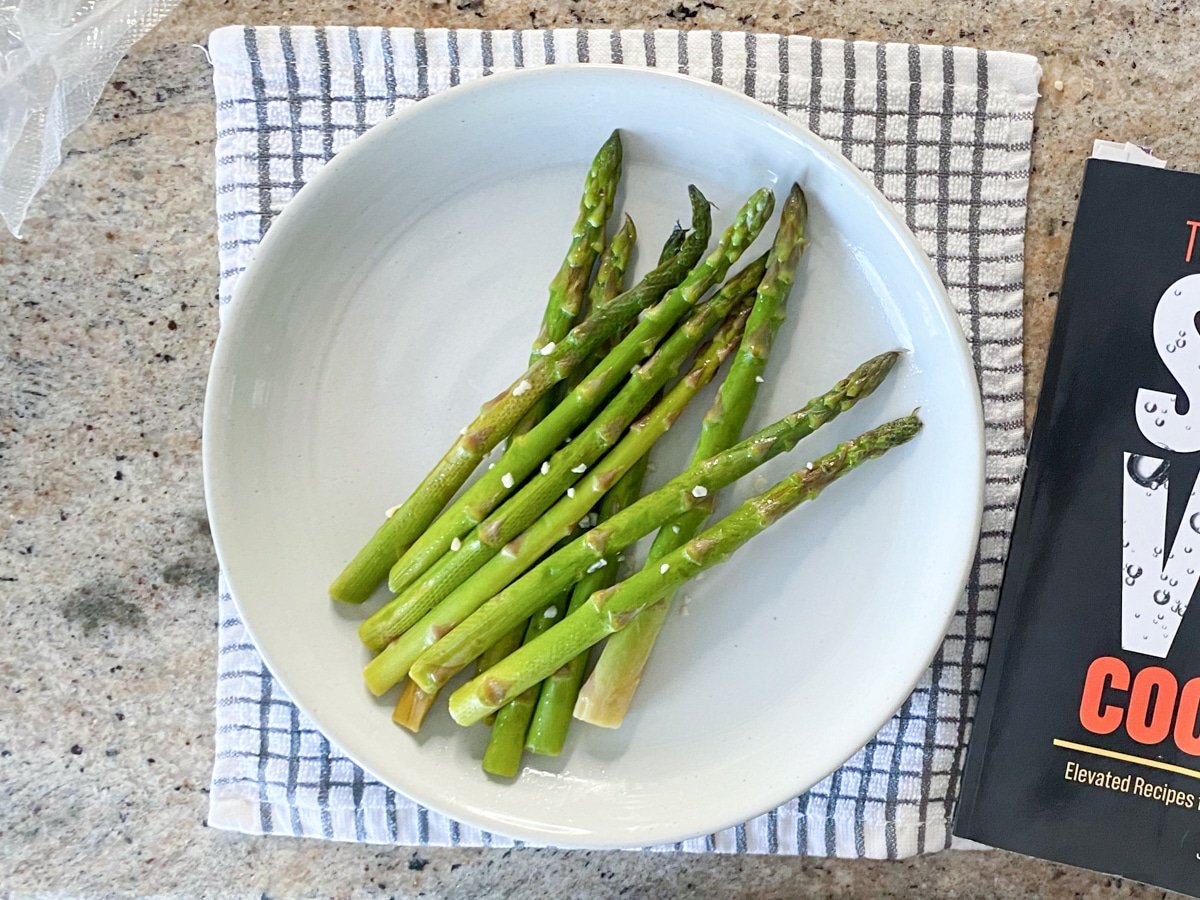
[954,150,1200,895]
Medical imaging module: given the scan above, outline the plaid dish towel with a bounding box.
[207,25,1039,857]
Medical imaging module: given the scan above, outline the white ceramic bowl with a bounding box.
[203,65,983,847]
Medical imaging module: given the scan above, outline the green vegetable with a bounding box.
[524,455,650,756]
[404,351,902,696]
[382,187,771,598]
[361,309,754,696]
[578,183,811,727]
[361,256,767,653]
[480,587,571,777]
[329,180,710,604]
[448,414,923,726]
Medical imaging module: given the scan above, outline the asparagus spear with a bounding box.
[533,131,624,359]
[381,232,744,606]
[396,218,626,736]
[692,184,807,451]
[525,455,650,756]
[513,207,635,440]
[463,222,648,710]
[478,225,668,758]
[481,587,571,777]
[589,214,640,307]
[381,188,772,598]
[390,225,697,732]
[448,413,923,726]
[404,351,901,696]
[577,183,810,726]
[360,258,768,652]
[362,310,755,696]
[653,223,689,269]
[329,185,712,604]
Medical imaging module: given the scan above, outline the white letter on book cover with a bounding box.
[1125,274,1200,657]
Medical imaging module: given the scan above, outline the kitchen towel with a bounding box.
[206,25,1039,857]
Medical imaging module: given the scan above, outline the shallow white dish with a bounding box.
[203,65,984,848]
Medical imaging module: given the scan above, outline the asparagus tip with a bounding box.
[787,182,808,214]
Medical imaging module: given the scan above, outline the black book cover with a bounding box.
[954,158,1200,895]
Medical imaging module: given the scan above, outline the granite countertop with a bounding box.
[3,1,1198,897]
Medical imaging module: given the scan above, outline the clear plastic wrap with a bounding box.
[0,0,180,237]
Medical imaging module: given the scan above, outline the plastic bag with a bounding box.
[0,0,181,238]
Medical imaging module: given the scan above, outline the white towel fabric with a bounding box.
[207,25,1039,857]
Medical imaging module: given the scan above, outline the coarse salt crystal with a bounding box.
[586,558,608,573]
[540,461,551,475]
[501,472,515,488]
[806,462,814,471]
[691,485,708,498]
[385,504,401,519]
[539,342,556,356]
[513,379,532,397]
[567,487,576,498]
[543,606,559,619]
[571,464,587,474]
[671,525,681,534]
[659,563,671,574]
[755,375,765,384]
[450,537,462,552]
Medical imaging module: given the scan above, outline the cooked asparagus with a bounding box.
[329,183,711,604]
[405,351,901,696]
[448,414,923,726]
[577,183,811,727]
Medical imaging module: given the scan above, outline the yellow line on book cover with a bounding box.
[1053,738,1200,781]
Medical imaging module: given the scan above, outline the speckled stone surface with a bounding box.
[2,1,1199,897]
